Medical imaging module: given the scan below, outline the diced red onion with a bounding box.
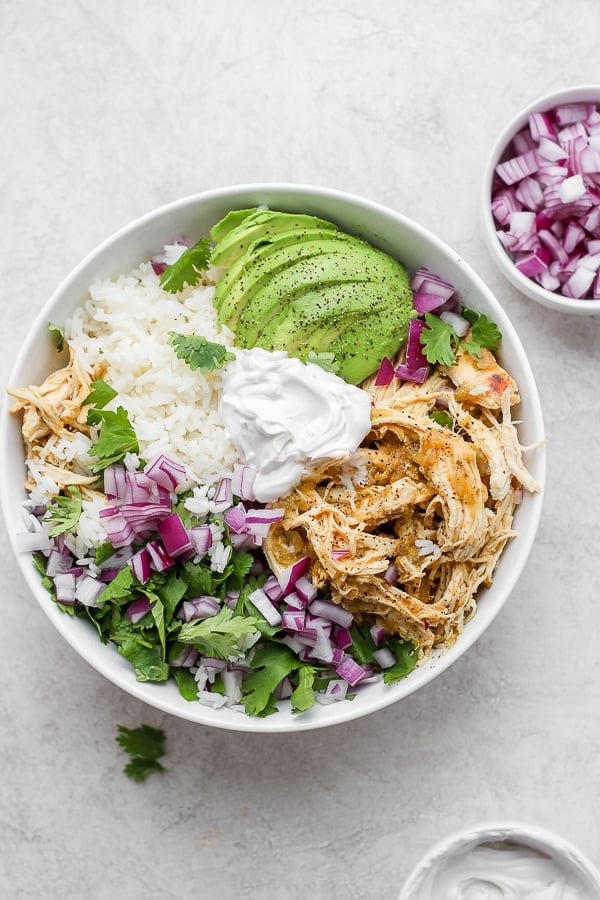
[308,598,353,628]
[75,574,106,607]
[412,291,450,314]
[127,596,153,623]
[181,596,221,622]
[277,556,311,596]
[440,310,470,337]
[335,655,369,687]
[395,363,429,383]
[247,587,282,626]
[170,646,199,668]
[146,539,175,572]
[405,318,429,370]
[374,357,395,386]
[189,525,213,555]
[213,477,233,506]
[263,574,284,602]
[222,504,247,534]
[410,268,456,301]
[294,575,317,604]
[282,608,306,631]
[46,547,75,577]
[373,647,396,669]
[383,563,399,585]
[333,626,353,650]
[231,464,257,501]
[129,547,152,584]
[157,512,193,557]
[53,572,77,605]
[144,454,189,492]
[370,623,386,646]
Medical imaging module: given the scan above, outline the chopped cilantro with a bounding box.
[83,379,118,419]
[87,406,139,473]
[48,322,65,352]
[420,309,502,366]
[178,606,259,661]
[290,664,318,713]
[420,313,458,366]
[116,724,166,782]
[306,351,340,374]
[118,640,170,682]
[382,640,419,684]
[167,332,236,373]
[159,238,211,293]
[44,487,83,537]
[429,409,454,429]
[241,643,300,717]
[173,667,199,702]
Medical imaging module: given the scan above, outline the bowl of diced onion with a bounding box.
[482,85,600,314]
[1,184,546,732]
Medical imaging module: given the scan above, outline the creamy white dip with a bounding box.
[219,348,372,502]
[403,839,597,900]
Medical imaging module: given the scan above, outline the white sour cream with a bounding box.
[219,348,372,503]
[404,839,596,900]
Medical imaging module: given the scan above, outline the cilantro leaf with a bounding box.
[117,640,170,682]
[83,379,118,416]
[460,311,502,358]
[44,487,82,537]
[178,607,259,660]
[382,639,419,684]
[429,409,454,429]
[123,757,165,782]
[87,406,139,473]
[167,332,236,373]
[291,664,317,713]
[159,237,211,293]
[306,351,340,374]
[420,313,459,366]
[242,643,300,717]
[48,322,65,352]
[116,724,166,782]
[173,667,199,702]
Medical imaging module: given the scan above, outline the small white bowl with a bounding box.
[399,821,600,899]
[482,85,600,315]
[0,184,546,732]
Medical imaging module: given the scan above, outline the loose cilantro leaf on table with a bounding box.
[44,487,82,537]
[48,322,65,352]
[168,332,236,373]
[116,724,166,782]
[159,237,211,293]
[87,406,139,473]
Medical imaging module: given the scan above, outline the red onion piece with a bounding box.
[308,598,353,628]
[395,364,429,383]
[335,655,369,687]
[181,596,221,622]
[144,454,188,492]
[157,512,193,557]
[231,464,257,501]
[277,556,311,596]
[374,357,395,386]
[247,587,282,626]
[129,547,152,584]
[127,595,153,623]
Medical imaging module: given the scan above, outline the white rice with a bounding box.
[65,259,241,486]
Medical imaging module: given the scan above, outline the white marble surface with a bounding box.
[2,2,600,898]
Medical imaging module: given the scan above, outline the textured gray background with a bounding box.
[1,1,600,898]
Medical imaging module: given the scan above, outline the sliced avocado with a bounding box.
[214,230,355,322]
[232,244,388,343]
[210,209,339,268]
[324,308,413,383]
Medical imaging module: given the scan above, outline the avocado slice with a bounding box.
[210,208,339,268]
[214,231,356,327]
[232,243,388,344]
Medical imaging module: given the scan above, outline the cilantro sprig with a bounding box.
[116,724,166,783]
[168,332,236,373]
[48,322,65,352]
[44,487,83,537]
[159,238,211,293]
[420,308,502,367]
[87,406,139,473]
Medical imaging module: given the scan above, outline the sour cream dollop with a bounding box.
[404,839,597,900]
[219,348,372,503]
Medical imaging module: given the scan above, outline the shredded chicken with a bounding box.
[264,351,540,659]
[8,348,105,497]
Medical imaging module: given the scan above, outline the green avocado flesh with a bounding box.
[210,208,415,384]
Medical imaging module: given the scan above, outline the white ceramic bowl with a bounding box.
[398,821,600,898]
[0,184,546,732]
[482,85,600,315]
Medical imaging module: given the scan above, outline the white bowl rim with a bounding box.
[398,819,600,898]
[0,182,547,732]
[482,84,600,315]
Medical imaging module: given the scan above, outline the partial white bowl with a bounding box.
[0,184,546,732]
[482,85,600,315]
[398,821,600,899]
